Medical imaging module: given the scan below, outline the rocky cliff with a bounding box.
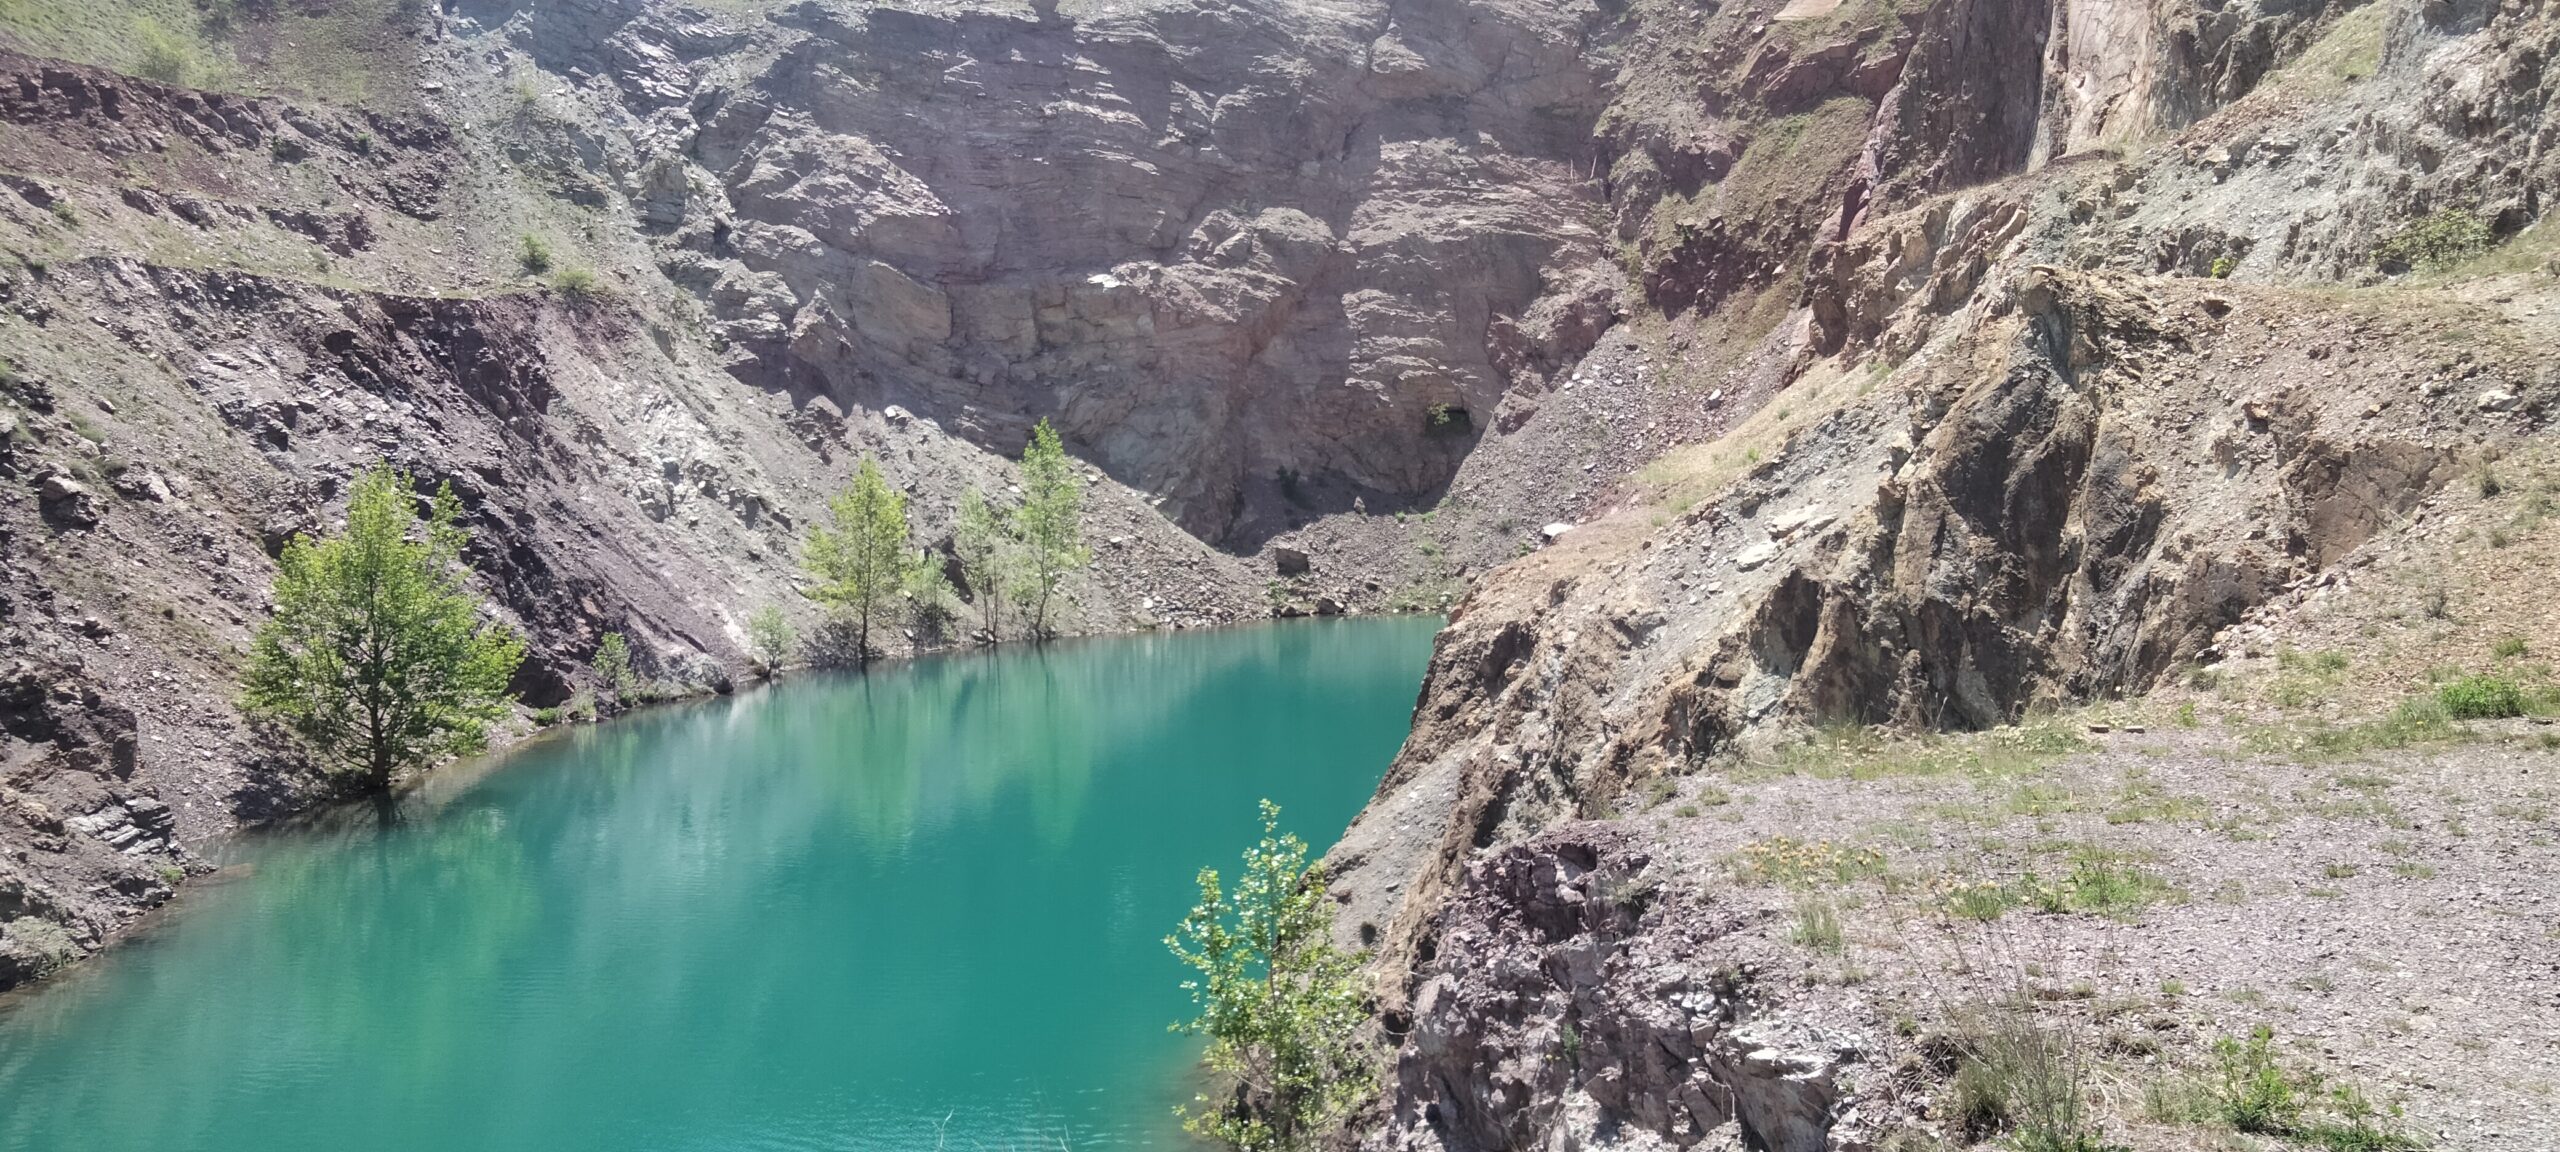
[3,0,2557,1144]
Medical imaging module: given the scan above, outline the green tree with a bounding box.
[1167,800,1371,1152]
[952,486,1012,642]
[592,632,636,697]
[904,549,958,642]
[745,604,797,675]
[804,456,912,663]
[242,465,525,792]
[1010,419,1090,640]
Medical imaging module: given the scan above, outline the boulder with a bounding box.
[1273,546,1311,576]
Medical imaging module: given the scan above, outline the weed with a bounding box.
[552,266,603,301]
[48,200,77,228]
[2438,675,2523,719]
[1950,1003,2114,1151]
[1731,837,1886,888]
[2210,254,2237,279]
[519,234,554,274]
[2420,586,2449,619]
[2479,467,2505,499]
[1791,896,1844,953]
[2492,635,2529,660]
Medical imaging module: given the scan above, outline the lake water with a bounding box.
[0,616,1441,1152]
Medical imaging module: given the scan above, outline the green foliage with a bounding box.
[529,706,562,727]
[1791,896,1843,953]
[904,549,957,640]
[745,604,796,674]
[2372,209,2491,273]
[1008,419,1090,640]
[2216,1025,2303,1131]
[1168,801,1371,1152]
[2208,254,2237,279]
[952,486,1013,642]
[242,464,525,790]
[1423,402,1470,436]
[47,199,77,227]
[804,456,913,663]
[518,234,554,275]
[551,266,602,301]
[2491,635,2529,660]
[2437,675,2523,719]
[592,632,636,696]
[1951,1006,2117,1151]
[132,16,196,84]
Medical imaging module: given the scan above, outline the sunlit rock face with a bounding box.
[594,0,1627,544]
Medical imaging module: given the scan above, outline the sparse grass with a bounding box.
[1949,1001,2110,1151]
[1752,717,2089,783]
[1730,836,1887,888]
[1790,896,1843,953]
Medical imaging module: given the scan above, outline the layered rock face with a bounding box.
[474,0,1627,543]
[1329,0,2560,1147]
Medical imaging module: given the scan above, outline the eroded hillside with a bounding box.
[1,0,2555,1145]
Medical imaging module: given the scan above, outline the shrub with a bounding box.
[1952,1005,2111,1151]
[133,18,196,85]
[2373,209,2491,273]
[2214,1026,2305,1133]
[2491,635,2529,660]
[1168,801,1371,1152]
[592,632,637,696]
[2209,254,2237,279]
[48,201,78,228]
[2437,675,2523,719]
[551,266,602,301]
[519,235,554,274]
[745,604,797,673]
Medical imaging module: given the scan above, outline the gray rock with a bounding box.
[1273,546,1312,576]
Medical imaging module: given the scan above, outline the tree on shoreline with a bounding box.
[242,464,525,793]
[1010,419,1089,641]
[1167,800,1371,1152]
[952,486,1011,643]
[804,456,913,665]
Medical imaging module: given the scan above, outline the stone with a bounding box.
[36,475,98,527]
[1542,522,1576,542]
[2476,390,2519,412]
[1273,546,1311,576]
[1734,541,1780,570]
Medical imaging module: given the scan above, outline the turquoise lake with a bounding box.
[0,616,1442,1152]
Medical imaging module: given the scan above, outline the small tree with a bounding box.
[592,632,637,697]
[243,465,525,792]
[804,456,912,663]
[1010,419,1090,640]
[1167,800,1371,1152]
[745,605,797,675]
[905,549,958,645]
[952,486,1012,642]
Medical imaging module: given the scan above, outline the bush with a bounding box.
[2437,675,2523,720]
[519,235,554,275]
[1951,1005,2114,1151]
[1168,801,1371,1152]
[592,632,637,696]
[2373,209,2491,273]
[551,266,602,301]
[133,18,197,85]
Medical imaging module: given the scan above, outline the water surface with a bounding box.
[0,617,1440,1152]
